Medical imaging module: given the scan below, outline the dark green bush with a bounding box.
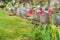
[0,4,6,9]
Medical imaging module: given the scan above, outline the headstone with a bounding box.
[40,8,50,24]
[40,12,50,24]
[16,7,21,15]
[32,11,38,21]
[32,9,42,27]
[19,3,28,18]
[32,7,42,22]
[54,13,60,26]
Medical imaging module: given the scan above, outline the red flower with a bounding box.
[38,10,43,15]
[28,9,34,14]
[48,8,53,13]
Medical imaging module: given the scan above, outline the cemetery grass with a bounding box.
[0,9,60,40]
[0,9,33,40]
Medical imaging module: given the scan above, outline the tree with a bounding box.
[2,0,12,3]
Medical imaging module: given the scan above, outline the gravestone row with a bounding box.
[4,0,60,27]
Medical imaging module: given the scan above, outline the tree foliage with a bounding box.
[2,0,12,3]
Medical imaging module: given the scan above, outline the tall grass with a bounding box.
[31,24,60,40]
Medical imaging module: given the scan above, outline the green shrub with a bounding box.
[0,3,6,9]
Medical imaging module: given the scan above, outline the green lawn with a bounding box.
[0,9,60,40]
[0,9,34,40]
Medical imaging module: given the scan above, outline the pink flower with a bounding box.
[48,8,53,13]
[28,9,34,14]
[38,10,43,15]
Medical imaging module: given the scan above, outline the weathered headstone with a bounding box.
[32,7,42,27]
[16,7,21,16]
[17,3,28,18]
[54,13,60,26]
[40,8,50,24]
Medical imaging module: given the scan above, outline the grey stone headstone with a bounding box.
[54,13,60,26]
[17,8,21,15]
[40,12,50,24]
